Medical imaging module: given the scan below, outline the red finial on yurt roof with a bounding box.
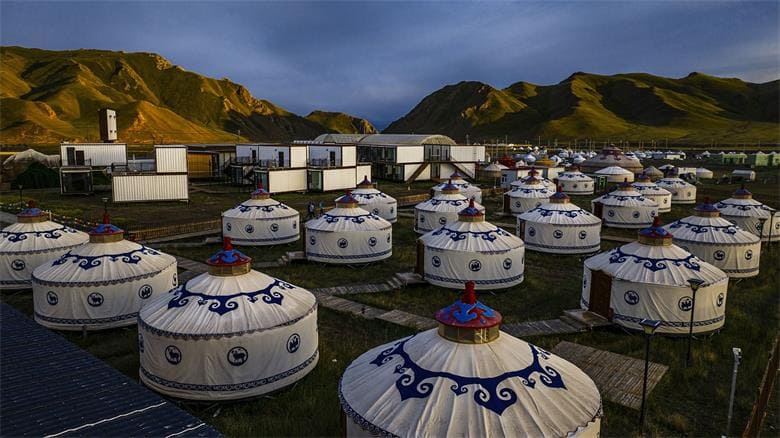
[462,280,476,304]
[223,236,233,251]
[434,281,503,343]
[103,212,110,224]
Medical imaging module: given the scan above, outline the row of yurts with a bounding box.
[0,173,777,436]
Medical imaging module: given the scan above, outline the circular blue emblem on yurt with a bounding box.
[270,223,279,232]
[172,272,178,287]
[226,222,232,232]
[372,208,380,215]
[309,235,316,245]
[287,334,300,353]
[624,290,639,305]
[292,221,297,229]
[503,258,512,270]
[650,210,656,217]
[528,227,536,237]
[419,215,425,223]
[579,230,587,240]
[515,201,521,208]
[678,296,693,312]
[438,217,447,225]
[390,207,394,214]
[165,345,182,365]
[632,211,640,219]
[745,250,753,260]
[46,291,58,305]
[11,259,25,271]
[553,230,563,239]
[469,259,482,272]
[138,284,153,299]
[338,238,348,248]
[227,347,248,366]
[431,256,441,267]
[138,334,144,353]
[573,184,579,189]
[717,293,725,307]
[368,237,377,247]
[386,234,391,243]
[607,210,615,217]
[714,250,725,261]
[245,224,254,234]
[87,292,104,307]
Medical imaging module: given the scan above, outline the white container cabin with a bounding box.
[233,143,309,193]
[60,142,127,168]
[112,145,189,202]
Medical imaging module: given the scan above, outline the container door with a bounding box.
[75,150,85,166]
[66,147,75,165]
[329,151,336,167]
[278,151,285,167]
[588,269,613,319]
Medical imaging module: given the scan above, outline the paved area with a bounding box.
[0,304,220,437]
[552,340,669,410]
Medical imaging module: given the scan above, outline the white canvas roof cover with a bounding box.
[592,183,658,228]
[715,186,780,242]
[340,284,602,437]
[656,177,697,204]
[696,168,714,178]
[138,239,318,400]
[557,167,595,195]
[1,205,89,289]
[643,166,664,177]
[595,166,633,176]
[415,183,485,233]
[222,184,300,245]
[305,193,392,264]
[336,176,397,223]
[432,172,482,202]
[632,175,672,213]
[32,215,177,330]
[517,191,602,254]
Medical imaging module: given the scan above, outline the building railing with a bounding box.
[308,158,342,168]
[229,157,291,168]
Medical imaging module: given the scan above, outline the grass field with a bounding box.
[1,167,778,437]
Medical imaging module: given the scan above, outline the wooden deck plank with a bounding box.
[377,310,437,330]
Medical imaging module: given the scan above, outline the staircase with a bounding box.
[404,162,430,185]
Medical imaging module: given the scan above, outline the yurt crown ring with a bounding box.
[435,281,502,344]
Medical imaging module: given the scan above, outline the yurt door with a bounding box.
[503,194,510,213]
[517,219,526,238]
[588,269,613,319]
[415,240,425,275]
[593,201,604,219]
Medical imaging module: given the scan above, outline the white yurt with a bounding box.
[305,192,392,264]
[632,174,672,213]
[432,171,482,203]
[510,167,555,189]
[415,181,485,234]
[504,176,555,215]
[340,282,603,437]
[138,238,318,400]
[581,146,643,174]
[524,153,537,164]
[517,189,602,254]
[418,200,524,290]
[222,184,300,246]
[340,176,398,223]
[556,165,595,195]
[695,167,714,179]
[716,185,780,242]
[582,217,730,335]
[656,173,697,204]
[32,214,177,331]
[643,166,664,181]
[658,164,675,172]
[573,155,586,164]
[591,180,658,228]
[595,166,635,183]
[1,203,88,290]
[666,200,761,278]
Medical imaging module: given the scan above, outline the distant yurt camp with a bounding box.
[418,200,525,290]
[503,176,555,215]
[716,186,780,242]
[582,217,729,335]
[340,282,603,436]
[138,238,318,400]
[556,165,595,195]
[632,174,672,213]
[1,202,88,290]
[431,171,482,203]
[517,188,602,254]
[222,184,300,246]
[415,181,485,234]
[32,214,177,331]
[344,176,398,223]
[666,200,761,278]
[591,180,658,228]
[305,192,392,264]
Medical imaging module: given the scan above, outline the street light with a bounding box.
[726,347,742,436]
[686,278,706,367]
[639,318,662,430]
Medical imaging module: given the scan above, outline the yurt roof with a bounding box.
[643,166,663,176]
[421,207,522,253]
[518,198,601,225]
[657,177,695,188]
[416,194,485,213]
[339,284,602,437]
[306,193,391,232]
[138,240,316,338]
[593,185,657,207]
[716,187,776,218]
[594,166,633,176]
[584,219,728,286]
[223,187,298,220]
[666,202,760,245]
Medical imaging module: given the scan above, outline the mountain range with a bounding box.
[1,46,778,145]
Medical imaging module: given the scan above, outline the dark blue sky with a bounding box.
[2,1,778,129]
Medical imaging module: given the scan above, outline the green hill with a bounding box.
[0,47,369,144]
[305,110,377,134]
[384,72,780,143]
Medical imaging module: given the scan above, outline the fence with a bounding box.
[127,219,222,242]
[742,335,780,437]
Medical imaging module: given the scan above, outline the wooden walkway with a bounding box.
[174,255,209,273]
[503,319,585,337]
[552,341,669,410]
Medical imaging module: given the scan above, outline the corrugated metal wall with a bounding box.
[59,143,127,167]
[112,174,189,202]
[155,147,188,173]
[269,169,307,192]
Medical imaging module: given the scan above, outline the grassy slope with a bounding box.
[305,110,377,134]
[385,72,780,143]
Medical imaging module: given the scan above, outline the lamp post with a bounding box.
[725,347,742,436]
[639,318,662,430]
[17,184,23,209]
[686,278,706,367]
